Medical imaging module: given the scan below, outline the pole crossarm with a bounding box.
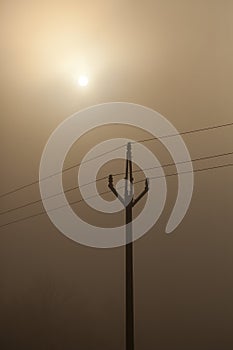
[108,175,149,208]
[108,174,125,205]
[132,178,149,207]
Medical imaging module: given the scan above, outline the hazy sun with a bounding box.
[78,75,89,87]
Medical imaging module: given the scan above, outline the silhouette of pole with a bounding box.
[108,142,149,350]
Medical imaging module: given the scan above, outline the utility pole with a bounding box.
[108,142,149,350]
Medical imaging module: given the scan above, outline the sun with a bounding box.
[78,75,89,87]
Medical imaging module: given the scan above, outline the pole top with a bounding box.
[108,174,113,185]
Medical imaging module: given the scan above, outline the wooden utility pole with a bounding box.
[108,142,149,350]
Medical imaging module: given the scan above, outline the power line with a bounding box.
[0,161,233,230]
[0,144,124,199]
[0,189,111,229]
[113,150,233,177]
[1,120,233,199]
[135,162,233,184]
[1,150,233,217]
[133,121,233,144]
[1,150,233,216]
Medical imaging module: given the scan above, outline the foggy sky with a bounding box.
[0,1,233,349]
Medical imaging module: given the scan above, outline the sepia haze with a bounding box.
[0,1,233,349]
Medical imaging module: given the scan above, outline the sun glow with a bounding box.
[77,75,89,87]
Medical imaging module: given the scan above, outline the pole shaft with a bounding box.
[125,142,134,350]
[126,201,134,350]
